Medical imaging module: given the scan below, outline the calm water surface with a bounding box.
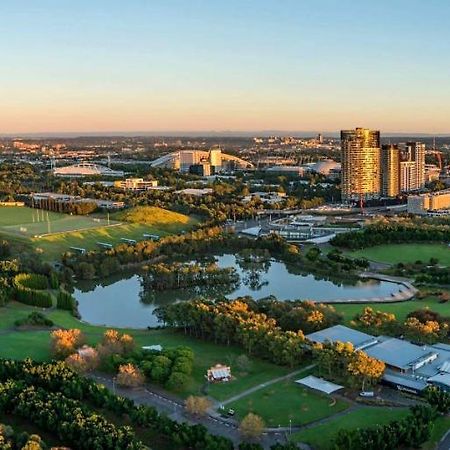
[75,254,403,328]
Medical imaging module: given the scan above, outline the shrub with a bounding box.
[65,346,99,373]
[14,312,53,328]
[56,290,76,312]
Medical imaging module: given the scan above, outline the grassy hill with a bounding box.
[113,206,195,232]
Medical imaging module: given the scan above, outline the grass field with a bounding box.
[0,302,291,399]
[227,378,349,427]
[0,206,198,261]
[0,206,116,237]
[290,406,409,449]
[348,243,450,266]
[334,293,450,324]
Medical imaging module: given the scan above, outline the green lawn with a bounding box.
[291,406,409,449]
[0,302,291,400]
[348,243,450,266]
[0,206,118,237]
[334,294,450,324]
[227,378,349,427]
[422,415,450,450]
[0,206,198,261]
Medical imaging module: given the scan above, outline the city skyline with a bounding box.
[2,1,450,134]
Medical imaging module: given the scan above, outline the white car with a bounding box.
[359,391,375,397]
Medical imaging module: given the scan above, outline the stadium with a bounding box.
[149,149,254,172]
[53,162,124,177]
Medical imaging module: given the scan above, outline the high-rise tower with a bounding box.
[399,142,426,192]
[381,144,400,197]
[341,128,381,201]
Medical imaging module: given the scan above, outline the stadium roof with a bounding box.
[306,325,378,350]
[53,162,124,177]
[365,337,437,371]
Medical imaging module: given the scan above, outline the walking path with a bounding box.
[438,429,450,450]
[88,372,289,449]
[219,364,316,407]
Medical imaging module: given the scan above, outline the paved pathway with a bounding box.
[89,373,289,449]
[438,429,450,450]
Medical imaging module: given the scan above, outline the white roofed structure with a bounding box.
[53,162,124,177]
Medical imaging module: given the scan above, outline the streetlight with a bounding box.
[289,418,292,435]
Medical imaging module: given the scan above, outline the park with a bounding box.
[0,207,450,448]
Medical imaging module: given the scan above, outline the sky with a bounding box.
[1,0,450,134]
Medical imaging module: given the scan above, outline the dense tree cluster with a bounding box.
[313,341,385,390]
[12,274,52,308]
[352,307,450,344]
[0,423,45,450]
[0,380,143,450]
[142,262,239,291]
[333,405,436,450]
[247,298,343,334]
[0,358,234,450]
[56,290,77,315]
[64,227,367,283]
[331,217,450,249]
[108,346,195,392]
[156,299,305,367]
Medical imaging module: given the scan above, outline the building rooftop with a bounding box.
[383,372,428,392]
[365,337,437,371]
[306,325,378,350]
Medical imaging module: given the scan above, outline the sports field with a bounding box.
[0,206,116,237]
[0,206,198,261]
[348,243,450,266]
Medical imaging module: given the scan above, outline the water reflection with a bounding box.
[74,254,403,329]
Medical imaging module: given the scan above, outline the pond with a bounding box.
[74,254,405,328]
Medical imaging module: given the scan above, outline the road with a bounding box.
[438,430,450,450]
[89,373,289,449]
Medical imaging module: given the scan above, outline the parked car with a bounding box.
[359,391,375,397]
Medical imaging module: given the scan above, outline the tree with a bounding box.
[424,386,450,414]
[21,435,43,450]
[116,363,145,387]
[185,396,212,416]
[50,328,85,358]
[165,371,190,392]
[347,351,385,391]
[239,413,265,441]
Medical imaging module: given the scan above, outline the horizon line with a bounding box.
[2,130,450,138]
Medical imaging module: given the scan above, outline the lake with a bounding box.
[74,254,404,328]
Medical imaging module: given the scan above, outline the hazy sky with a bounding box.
[1,0,450,134]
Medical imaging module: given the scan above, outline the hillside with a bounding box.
[113,206,195,228]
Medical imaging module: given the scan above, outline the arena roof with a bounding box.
[364,337,437,371]
[306,325,378,350]
[53,163,124,177]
